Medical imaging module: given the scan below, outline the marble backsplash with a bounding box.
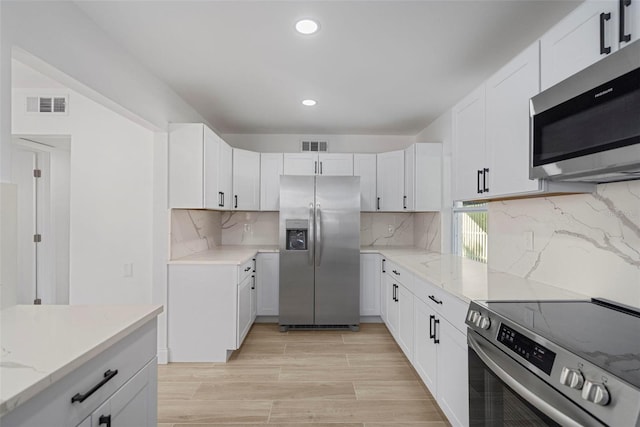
[170,209,441,258]
[488,180,640,307]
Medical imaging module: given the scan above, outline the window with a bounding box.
[453,202,488,263]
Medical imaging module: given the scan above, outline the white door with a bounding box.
[376,150,404,211]
[486,42,541,197]
[260,153,283,211]
[413,298,437,394]
[283,153,318,175]
[396,284,414,361]
[620,0,640,48]
[359,254,381,316]
[318,153,353,176]
[218,140,233,210]
[233,148,260,210]
[452,85,486,201]
[353,154,377,211]
[204,126,222,209]
[437,319,469,427]
[403,145,415,211]
[256,253,279,316]
[541,1,619,90]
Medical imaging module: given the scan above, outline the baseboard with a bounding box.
[157,347,169,365]
[254,315,383,324]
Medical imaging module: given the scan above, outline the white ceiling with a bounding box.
[74,1,581,136]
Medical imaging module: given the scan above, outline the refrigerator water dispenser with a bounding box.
[285,219,308,251]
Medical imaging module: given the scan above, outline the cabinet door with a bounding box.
[283,153,318,175]
[204,126,223,209]
[403,145,415,211]
[218,140,233,210]
[541,1,619,90]
[256,253,279,316]
[376,150,405,211]
[169,123,205,208]
[260,153,283,211]
[413,298,437,394]
[385,274,399,337]
[437,319,469,427]
[380,259,388,322]
[237,274,253,347]
[318,153,354,175]
[452,86,486,202]
[486,42,541,197]
[620,0,640,48]
[233,148,260,210]
[360,254,381,316]
[414,143,442,211]
[251,273,257,322]
[353,154,377,211]
[396,284,414,361]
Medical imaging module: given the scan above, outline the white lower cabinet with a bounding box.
[360,254,381,316]
[396,284,414,361]
[384,273,399,337]
[256,253,279,316]
[237,273,253,347]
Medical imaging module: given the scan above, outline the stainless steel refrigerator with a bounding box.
[279,175,360,331]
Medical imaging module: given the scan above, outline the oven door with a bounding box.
[468,331,605,427]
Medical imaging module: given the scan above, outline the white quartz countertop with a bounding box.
[169,245,279,265]
[0,304,163,417]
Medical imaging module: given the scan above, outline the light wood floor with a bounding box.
[158,323,451,426]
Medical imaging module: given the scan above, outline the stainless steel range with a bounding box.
[466,298,640,426]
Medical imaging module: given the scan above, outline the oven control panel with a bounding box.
[497,323,556,375]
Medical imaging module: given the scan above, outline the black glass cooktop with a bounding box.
[484,299,640,389]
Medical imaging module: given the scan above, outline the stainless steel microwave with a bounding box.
[530,40,640,183]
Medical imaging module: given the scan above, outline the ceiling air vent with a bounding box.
[301,140,328,152]
[26,95,68,114]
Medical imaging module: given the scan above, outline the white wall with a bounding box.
[414,110,453,253]
[0,1,210,183]
[222,133,415,153]
[12,88,155,305]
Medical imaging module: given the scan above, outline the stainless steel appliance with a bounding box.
[530,40,640,183]
[279,175,360,331]
[466,299,640,426]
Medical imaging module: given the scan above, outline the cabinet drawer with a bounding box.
[2,320,157,427]
[385,260,414,293]
[414,278,469,334]
[239,257,255,283]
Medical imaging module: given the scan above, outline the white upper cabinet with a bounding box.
[232,148,260,210]
[376,150,405,211]
[260,153,283,211]
[169,123,232,210]
[541,1,619,90]
[283,153,317,175]
[486,43,541,197]
[318,153,354,175]
[620,0,640,48]
[283,153,353,176]
[353,154,377,211]
[414,143,442,211]
[403,145,416,211]
[452,86,486,202]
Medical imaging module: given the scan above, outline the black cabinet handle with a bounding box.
[403,195,407,209]
[315,161,318,174]
[433,318,440,344]
[71,369,118,403]
[477,170,483,194]
[377,197,381,210]
[392,284,397,302]
[429,315,435,339]
[600,12,612,54]
[428,295,443,305]
[392,269,400,276]
[99,415,111,427]
[483,168,490,193]
[620,0,632,43]
[381,258,386,273]
[218,191,224,207]
[234,195,238,209]
[251,275,255,290]
[320,161,323,175]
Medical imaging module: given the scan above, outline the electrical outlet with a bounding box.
[388,224,394,234]
[524,231,534,251]
[244,223,251,232]
[123,263,134,277]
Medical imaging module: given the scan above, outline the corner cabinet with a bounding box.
[168,257,256,362]
[232,148,260,211]
[169,123,232,209]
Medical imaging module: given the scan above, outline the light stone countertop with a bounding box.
[0,304,163,417]
[169,244,586,303]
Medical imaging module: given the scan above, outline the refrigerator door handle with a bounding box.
[308,203,314,266]
[315,203,322,266]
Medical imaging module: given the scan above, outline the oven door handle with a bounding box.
[468,333,585,427]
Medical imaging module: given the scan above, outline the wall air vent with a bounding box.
[26,95,68,114]
[301,140,328,152]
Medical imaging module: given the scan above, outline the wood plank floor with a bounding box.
[158,323,451,426]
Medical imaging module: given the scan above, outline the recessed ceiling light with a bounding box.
[295,19,319,35]
[302,99,317,107]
